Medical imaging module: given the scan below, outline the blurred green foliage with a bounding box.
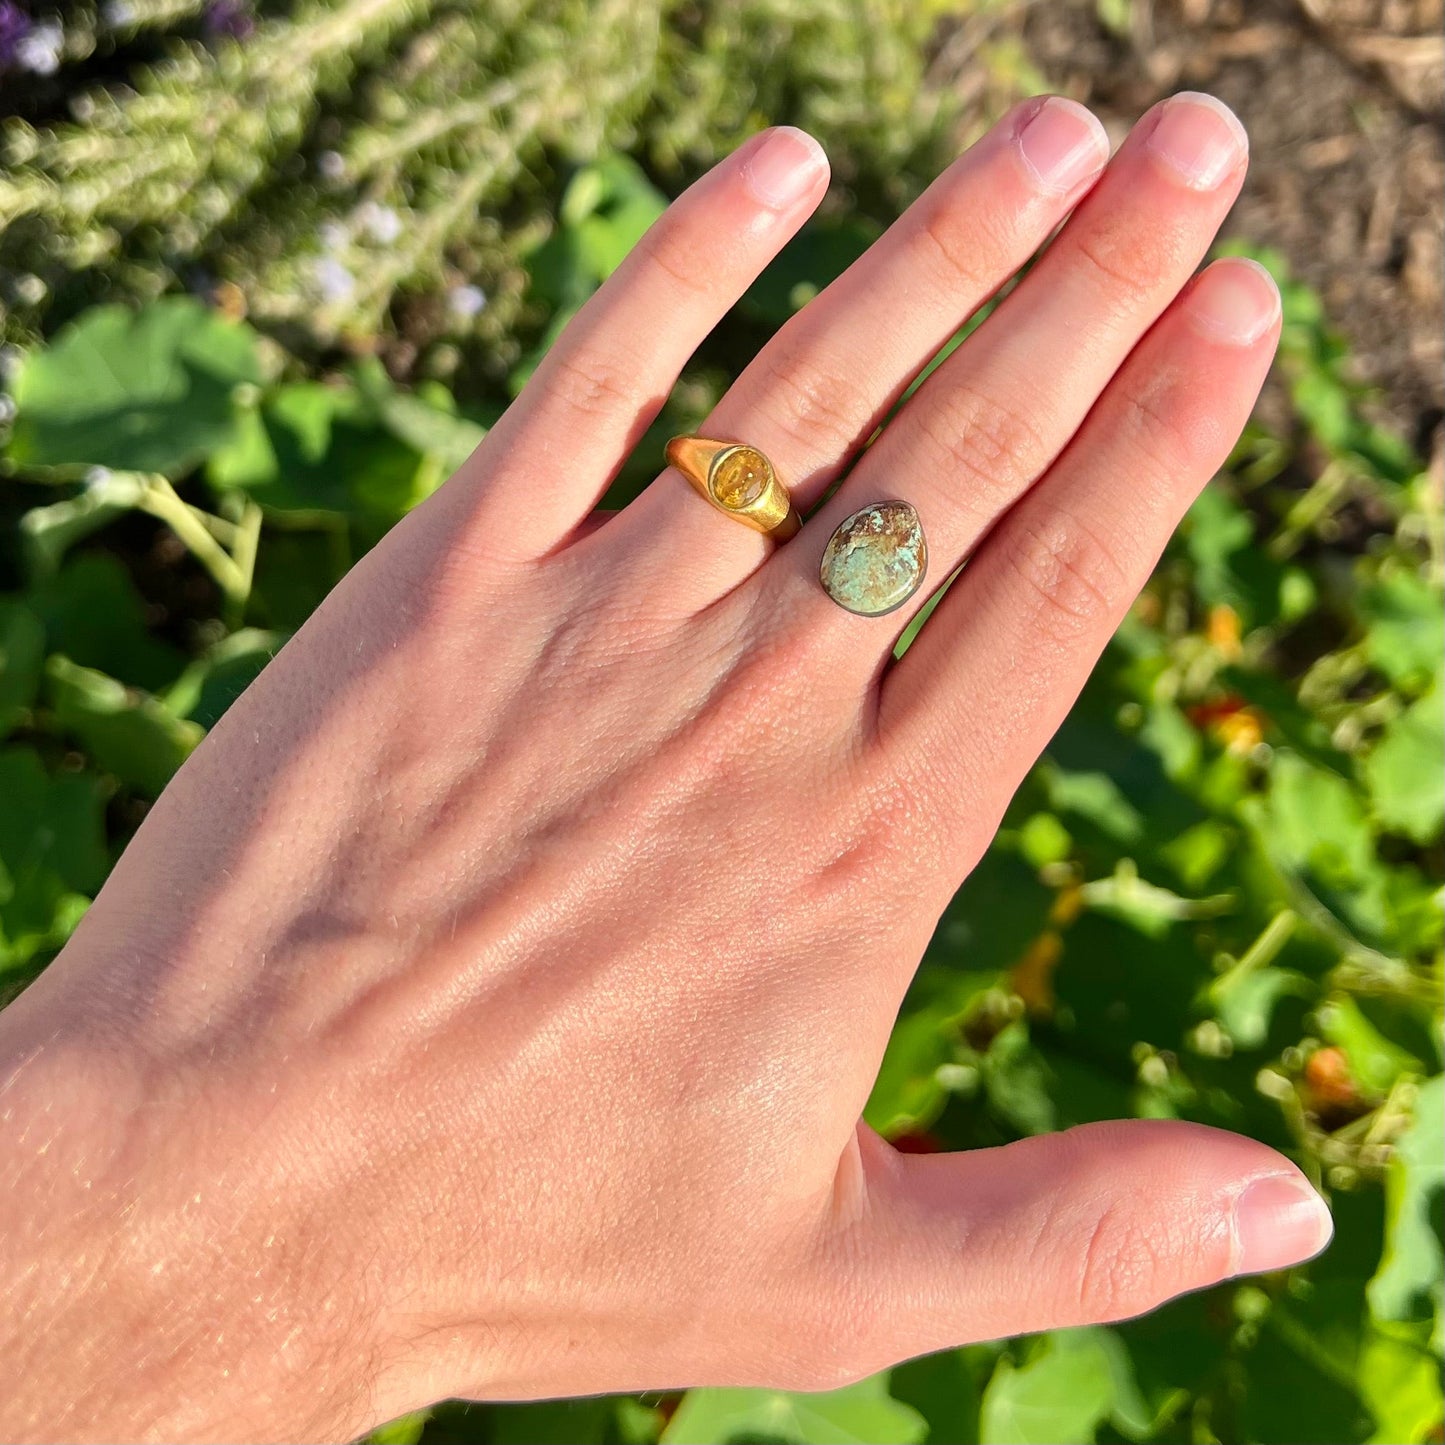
[1,5,1442,1445]
[1,0,967,365]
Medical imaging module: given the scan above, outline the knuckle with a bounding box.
[545,346,650,422]
[803,777,914,914]
[719,613,831,722]
[1071,221,1147,293]
[917,380,1047,503]
[1125,371,1225,483]
[419,514,542,627]
[1005,511,1130,645]
[865,742,960,864]
[676,620,847,799]
[1069,213,1190,303]
[750,344,877,460]
[1071,1203,1169,1322]
[910,203,986,292]
[1069,209,1190,307]
[633,221,717,302]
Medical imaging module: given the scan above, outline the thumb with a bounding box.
[814,1119,1332,1377]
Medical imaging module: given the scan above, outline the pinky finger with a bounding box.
[878,257,1282,826]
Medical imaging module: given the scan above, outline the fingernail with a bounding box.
[1231,1174,1334,1276]
[741,126,827,210]
[1145,92,1248,189]
[1189,258,1282,345]
[1016,96,1111,194]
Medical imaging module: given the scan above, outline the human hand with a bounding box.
[0,93,1331,1443]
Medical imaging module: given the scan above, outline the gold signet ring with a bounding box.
[664,436,802,542]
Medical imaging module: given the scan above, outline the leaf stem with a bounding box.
[137,475,249,605]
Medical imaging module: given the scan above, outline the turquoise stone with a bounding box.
[819,501,927,617]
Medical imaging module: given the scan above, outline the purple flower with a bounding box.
[0,3,31,71]
[203,0,254,41]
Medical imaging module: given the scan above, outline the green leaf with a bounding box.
[662,1377,926,1445]
[1182,482,1291,627]
[1208,966,1313,1050]
[524,155,667,316]
[203,401,279,493]
[1136,699,1202,784]
[1292,368,1355,454]
[1239,1299,1374,1444]
[1359,1322,1443,1444]
[929,847,1054,980]
[617,1398,668,1445]
[1110,1295,1222,1441]
[1260,751,1369,872]
[1254,751,1392,945]
[0,746,107,971]
[8,299,263,474]
[1317,995,1425,1096]
[742,217,879,326]
[0,600,45,737]
[1360,572,1444,693]
[979,1330,1136,1445]
[46,656,203,796]
[352,360,486,473]
[488,1397,615,1444]
[1365,684,1445,844]
[1090,1328,1155,1440]
[367,1409,430,1444]
[244,526,349,633]
[567,155,668,280]
[980,1019,1059,1136]
[1184,482,1253,582]
[864,1004,954,1137]
[28,553,186,693]
[1037,764,1143,846]
[161,628,284,730]
[889,1346,994,1444]
[1369,1074,1444,1334]
[1381,865,1445,960]
[1048,912,1202,1080]
[1017,813,1072,869]
[512,157,670,396]
[208,378,427,520]
[1160,819,1232,891]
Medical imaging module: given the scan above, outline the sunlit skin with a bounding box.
[0,94,1332,1444]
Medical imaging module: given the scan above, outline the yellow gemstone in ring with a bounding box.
[710,447,771,510]
[665,434,802,540]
